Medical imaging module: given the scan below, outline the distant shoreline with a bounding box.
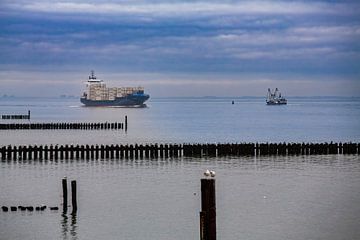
[1,96,360,100]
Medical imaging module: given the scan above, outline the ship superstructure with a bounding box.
[266,88,287,105]
[81,71,149,106]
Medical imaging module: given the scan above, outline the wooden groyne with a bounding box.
[0,121,124,130]
[2,178,77,214]
[1,205,59,212]
[0,142,358,160]
[1,110,30,120]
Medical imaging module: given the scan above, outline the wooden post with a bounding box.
[55,145,59,160]
[110,145,115,159]
[75,145,80,159]
[62,178,68,213]
[145,144,149,158]
[85,145,90,159]
[95,144,99,160]
[125,145,129,159]
[48,145,53,159]
[134,144,139,159]
[129,144,134,159]
[71,180,77,213]
[91,145,95,159]
[125,115,128,131]
[80,145,85,159]
[1,146,6,160]
[115,144,120,159]
[200,178,216,240]
[7,145,12,160]
[23,145,27,160]
[13,146,17,160]
[100,145,105,159]
[59,145,64,160]
[139,144,143,159]
[105,145,110,159]
[28,145,33,160]
[164,144,169,158]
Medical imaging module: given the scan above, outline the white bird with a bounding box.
[204,169,210,177]
[210,170,216,177]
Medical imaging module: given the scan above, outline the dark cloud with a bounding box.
[0,0,359,96]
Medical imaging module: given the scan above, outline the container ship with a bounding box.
[80,71,150,107]
[266,88,287,105]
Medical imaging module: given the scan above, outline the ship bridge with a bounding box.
[86,70,103,83]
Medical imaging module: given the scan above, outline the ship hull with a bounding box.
[266,101,287,105]
[80,93,149,107]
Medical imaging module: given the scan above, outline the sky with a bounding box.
[0,0,360,97]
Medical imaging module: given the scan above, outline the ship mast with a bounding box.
[89,70,96,80]
[274,88,279,98]
[267,88,272,101]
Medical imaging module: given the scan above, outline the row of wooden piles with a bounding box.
[0,122,125,130]
[0,142,358,160]
[184,142,359,156]
[1,115,30,120]
[1,111,30,120]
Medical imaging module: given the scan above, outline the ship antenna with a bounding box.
[90,70,96,80]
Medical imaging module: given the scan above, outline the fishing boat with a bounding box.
[266,88,287,105]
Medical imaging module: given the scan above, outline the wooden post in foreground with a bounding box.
[200,178,216,240]
[71,180,77,214]
[62,178,68,213]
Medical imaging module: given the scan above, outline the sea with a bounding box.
[0,96,360,240]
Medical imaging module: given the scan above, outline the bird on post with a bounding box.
[204,169,216,178]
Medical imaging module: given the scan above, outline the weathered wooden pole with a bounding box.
[200,178,216,240]
[71,180,77,214]
[1,146,6,160]
[62,178,68,213]
[125,115,128,131]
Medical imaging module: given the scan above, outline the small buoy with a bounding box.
[263,196,267,199]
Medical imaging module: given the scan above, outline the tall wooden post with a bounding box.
[200,178,216,240]
[62,178,68,213]
[71,180,77,214]
[125,115,128,131]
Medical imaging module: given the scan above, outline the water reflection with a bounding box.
[61,213,78,240]
[61,213,68,239]
[70,213,78,239]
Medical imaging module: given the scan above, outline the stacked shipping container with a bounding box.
[86,82,144,101]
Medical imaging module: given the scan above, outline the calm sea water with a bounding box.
[0,96,359,144]
[0,97,360,240]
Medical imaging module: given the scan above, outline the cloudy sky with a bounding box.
[0,0,359,97]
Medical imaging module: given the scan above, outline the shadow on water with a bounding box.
[61,212,78,240]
